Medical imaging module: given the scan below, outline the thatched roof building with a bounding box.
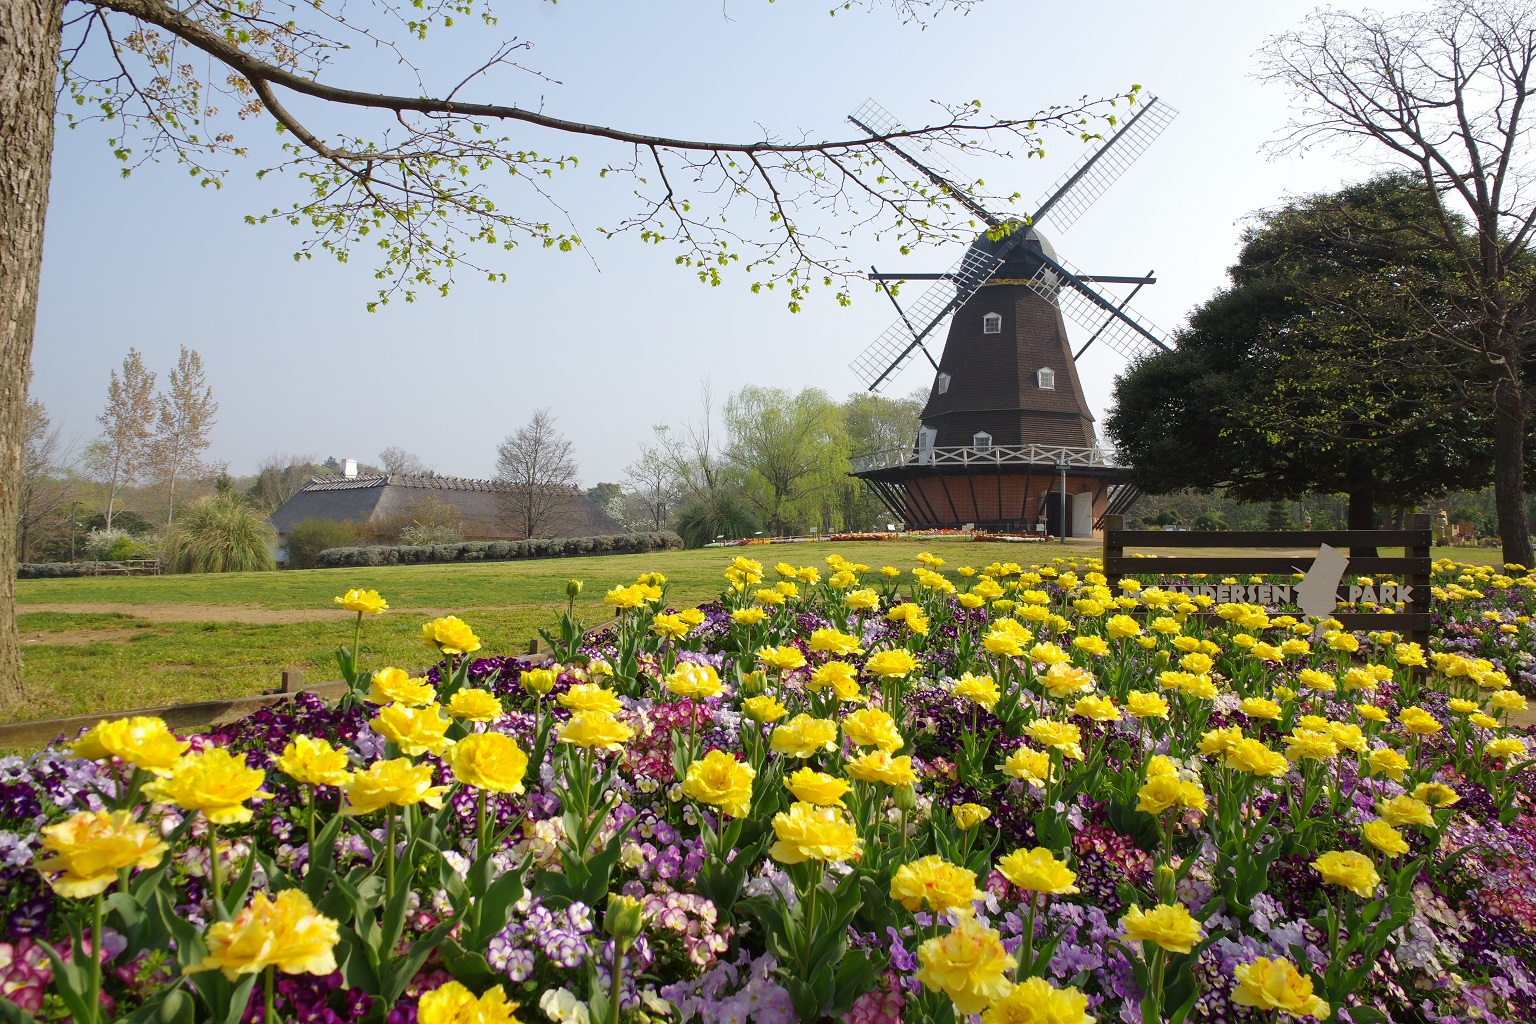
[269,473,622,541]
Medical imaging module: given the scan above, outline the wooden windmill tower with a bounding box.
[847,97,1177,537]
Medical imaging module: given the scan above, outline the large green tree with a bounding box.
[1260,0,1536,566]
[0,0,1138,705]
[1108,174,1494,549]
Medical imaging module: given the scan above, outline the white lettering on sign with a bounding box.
[1146,539,1421,617]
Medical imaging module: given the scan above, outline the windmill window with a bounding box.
[982,312,1002,334]
[972,432,993,453]
[1037,367,1056,391]
[935,372,951,395]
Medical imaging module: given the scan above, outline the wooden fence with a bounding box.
[1101,513,1434,648]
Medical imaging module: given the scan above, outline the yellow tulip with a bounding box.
[36,810,168,898]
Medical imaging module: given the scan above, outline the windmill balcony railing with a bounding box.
[850,443,1122,474]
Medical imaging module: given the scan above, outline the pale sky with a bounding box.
[31,0,1423,487]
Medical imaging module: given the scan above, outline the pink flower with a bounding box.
[846,973,905,1024]
[0,939,50,1014]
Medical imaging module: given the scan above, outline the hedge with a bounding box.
[312,531,683,568]
[18,561,130,579]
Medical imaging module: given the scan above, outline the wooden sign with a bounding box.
[1101,513,1433,649]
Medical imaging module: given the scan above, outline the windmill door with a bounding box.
[1043,492,1067,538]
[1042,490,1093,538]
[1072,492,1094,537]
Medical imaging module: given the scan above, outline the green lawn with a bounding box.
[12,539,1097,722]
[10,537,1504,723]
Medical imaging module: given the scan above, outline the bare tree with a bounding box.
[1260,0,1536,566]
[495,409,579,539]
[379,446,431,477]
[17,395,74,561]
[0,0,1134,705]
[89,348,157,532]
[623,439,678,533]
[656,382,732,500]
[152,345,218,524]
[246,453,320,512]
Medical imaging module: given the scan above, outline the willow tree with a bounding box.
[0,0,1139,704]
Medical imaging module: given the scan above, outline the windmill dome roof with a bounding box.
[970,223,1055,267]
[1024,227,1056,262]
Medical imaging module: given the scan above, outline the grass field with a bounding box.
[10,537,1505,723]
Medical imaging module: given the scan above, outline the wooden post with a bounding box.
[281,668,304,694]
[1407,512,1433,652]
[1103,514,1124,591]
[526,638,539,656]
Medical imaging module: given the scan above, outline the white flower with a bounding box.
[539,987,591,1024]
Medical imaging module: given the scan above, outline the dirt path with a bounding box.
[15,602,526,624]
[19,603,363,624]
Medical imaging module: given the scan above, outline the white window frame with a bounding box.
[916,426,938,464]
[982,312,1002,334]
[972,431,993,453]
[1037,367,1056,391]
[935,372,951,395]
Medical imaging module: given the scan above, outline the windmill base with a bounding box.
[851,462,1137,537]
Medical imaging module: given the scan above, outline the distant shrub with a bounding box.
[674,491,760,549]
[286,518,360,569]
[163,493,276,573]
[399,523,464,546]
[17,562,130,579]
[82,529,154,562]
[312,531,682,568]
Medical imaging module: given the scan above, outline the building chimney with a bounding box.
[342,458,358,479]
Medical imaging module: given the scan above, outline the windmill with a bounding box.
[846,96,1177,537]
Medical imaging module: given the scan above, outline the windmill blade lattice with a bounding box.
[1023,252,1167,362]
[848,98,966,181]
[1031,96,1178,234]
[850,247,1004,391]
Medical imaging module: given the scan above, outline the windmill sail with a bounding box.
[847,99,967,184]
[1023,248,1167,362]
[849,247,1004,391]
[1031,96,1178,234]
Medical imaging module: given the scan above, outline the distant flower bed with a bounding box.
[1,556,1534,1023]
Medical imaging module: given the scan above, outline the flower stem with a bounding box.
[89,891,103,1024]
[1016,892,1037,982]
[476,788,487,856]
[205,820,223,910]
[1141,945,1166,1024]
[607,944,625,1024]
[351,611,362,678]
[385,807,397,902]
[802,863,821,972]
[305,785,317,872]
[264,965,276,1024]
[688,698,699,768]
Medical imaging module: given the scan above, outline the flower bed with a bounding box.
[1,555,1534,1024]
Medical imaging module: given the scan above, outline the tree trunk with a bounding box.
[1491,373,1535,568]
[0,0,63,708]
[1347,481,1377,559]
